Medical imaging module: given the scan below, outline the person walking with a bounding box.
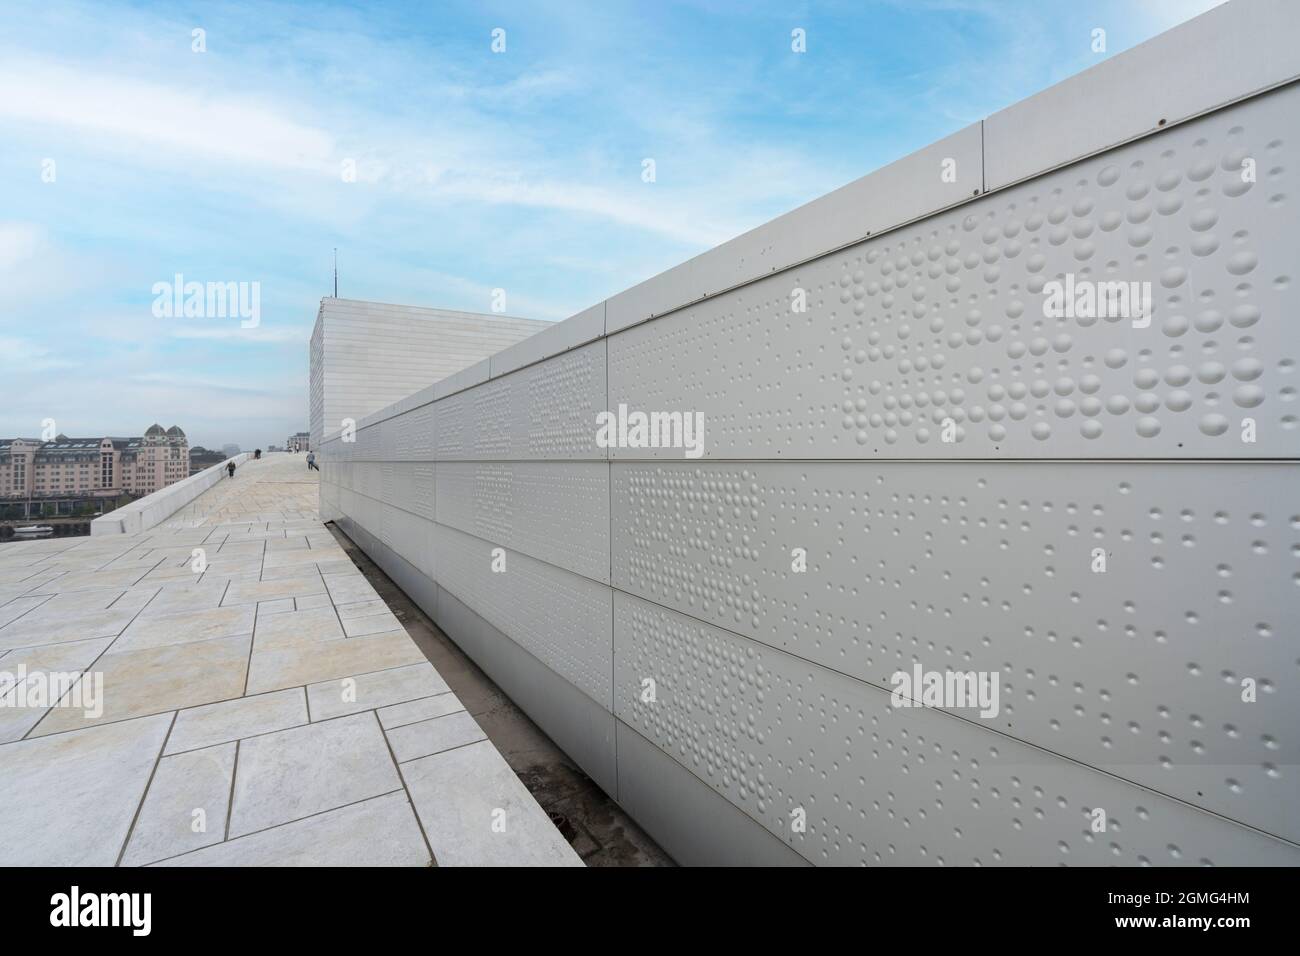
[306,451,319,471]
[226,460,236,478]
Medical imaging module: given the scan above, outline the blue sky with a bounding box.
[0,0,1221,450]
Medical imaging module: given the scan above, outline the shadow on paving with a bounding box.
[326,522,675,867]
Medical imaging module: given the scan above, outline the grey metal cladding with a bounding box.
[391,404,436,460]
[434,340,607,461]
[490,302,607,377]
[604,124,985,335]
[410,462,436,520]
[613,719,809,866]
[436,461,611,584]
[311,298,548,441]
[613,590,1300,867]
[984,0,1300,191]
[434,390,471,460]
[608,84,1300,460]
[433,583,618,797]
[317,8,1300,865]
[519,341,607,459]
[610,459,1300,842]
[432,522,613,710]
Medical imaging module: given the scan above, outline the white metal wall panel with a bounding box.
[613,591,1300,867]
[436,461,610,584]
[435,340,608,461]
[520,341,608,460]
[609,84,1300,460]
[490,302,607,377]
[984,0,1300,191]
[411,462,435,521]
[610,459,1299,842]
[317,12,1300,864]
[605,124,985,334]
[388,461,414,509]
[312,299,550,442]
[433,523,613,710]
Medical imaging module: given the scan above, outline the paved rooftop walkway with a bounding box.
[0,453,581,866]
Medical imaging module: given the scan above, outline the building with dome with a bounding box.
[0,424,190,500]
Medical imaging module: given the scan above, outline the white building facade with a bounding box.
[309,298,550,450]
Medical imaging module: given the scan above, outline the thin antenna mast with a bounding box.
[333,248,338,298]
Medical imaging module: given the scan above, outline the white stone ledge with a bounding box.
[90,454,250,536]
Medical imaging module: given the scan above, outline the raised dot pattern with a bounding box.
[615,592,1300,866]
[611,461,1299,842]
[608,98,1296,457]
[436,461,611,583]
[436,522,613,709]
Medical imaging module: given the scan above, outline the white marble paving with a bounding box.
[0,454,578,866]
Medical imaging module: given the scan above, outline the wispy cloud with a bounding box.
[0,335,80,372]
[0,222,44,270]
[168,324,313,343]
[0,60,338,173]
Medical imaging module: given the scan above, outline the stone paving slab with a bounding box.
[402,740,584,867]
[386,710,486,763]
[122,742,236,866]
[0,453,579,866]
[252,606,344,649]
[0,603,143,650]
[377,692,466,730]
[154,792,430,867]
[114,604,256,652]
[0,713,173,866]
[165,687,308,756]
[229,712,401,837]
[305,661,450,722]
[32,633,252,735]
[246,629,425,694]
[0,637,114,743]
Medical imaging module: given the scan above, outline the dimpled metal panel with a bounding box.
[436,461,610,584]
[521,342,607,459]
[613,591,1300,866]
[434,390,472,460]
[316,55,1300,864]
[610,459,1299,841]
[435,340,607,461]
[608,84,1300,460]
[982,0,1300,192]
[433,522,613,710]
[604,125,983,334]
[393,403,436,460]
[411,463,436,520]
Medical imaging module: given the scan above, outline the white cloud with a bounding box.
[436,174,738,249]
[0,335,80,371]
[0,55,742,249]
[0,222,44,270]
[0,60,338,174]
[169,324,312,344]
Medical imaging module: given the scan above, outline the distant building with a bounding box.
[0,424,190,499]
[221,443,241,458]
[287,432,311,452]
[188,445,228,476]
[309,298,550,448]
